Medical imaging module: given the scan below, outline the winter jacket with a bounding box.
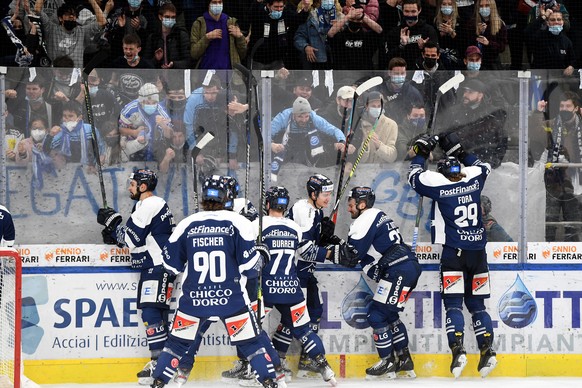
[143,26,192,69]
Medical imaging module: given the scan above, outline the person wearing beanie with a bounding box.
[118,82,174,162]
[270,96,355,180]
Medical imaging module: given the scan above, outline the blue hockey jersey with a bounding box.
[288,199,328,282]
[408,155,490,250]
[0,205,15,247]
[162,210,262,317]
[120,196,175,269]
[348,208,407,280]
[256,216,304,304]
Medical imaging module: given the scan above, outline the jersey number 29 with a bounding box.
[454,203,479,227]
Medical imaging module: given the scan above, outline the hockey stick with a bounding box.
[332,76,383,223]
[335,107,348,165]
[82,47,110,208]
[330,98,383,217]
[235,38,264,206]
[191,131,215,212]
[411,73,465,250]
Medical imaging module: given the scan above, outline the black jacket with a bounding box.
[143,26,191,69]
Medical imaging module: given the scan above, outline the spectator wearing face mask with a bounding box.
[461,0,506,70]
[190,0,247,69]
[524,10,575,75]
[84,68,119,138]
[386,0,438,69]
[350,91,398,164]
[374,56,424,124]
[395,103,427,160]
[46,100,105,170]
[34,0,106,69]
[433,0,465,70]
[143,3,191,69]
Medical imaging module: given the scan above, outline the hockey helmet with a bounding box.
[306,174,334,198]
[266,186,290,212]
[222,176,240,198]
[348,186,375,208]
[202,175,228,203]
[437,156,462,178]
[130,168,158,191]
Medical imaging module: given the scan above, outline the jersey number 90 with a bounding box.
[193,251,226,283]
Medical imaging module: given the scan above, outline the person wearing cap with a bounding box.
[270,96,355,178]
[464,44,482,71]
[319,85,356,130]
[437,77,507,168]
[118,82,174,162]
[349,91,398,164]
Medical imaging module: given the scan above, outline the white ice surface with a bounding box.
[40,377,582,388]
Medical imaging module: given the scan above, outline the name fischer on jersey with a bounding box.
[439,181,480,198]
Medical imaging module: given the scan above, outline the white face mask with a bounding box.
[368,107,383,118]
[64,121,78,131]
[31,128,47,142]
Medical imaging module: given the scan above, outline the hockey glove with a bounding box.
[327,241,359,268]
[101,227,117,245]
[255,243,271,267]
[438,132,466,159]
[319,216,336,245]
[97,207,123,230]
[413,134,439,159]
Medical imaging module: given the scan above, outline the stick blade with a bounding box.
[438,73,465,95]
[355,76,383,96]
[191,131,215,158]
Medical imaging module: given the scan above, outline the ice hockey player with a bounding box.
[272,174,338,378]
[97,169,176,385]
[343,186,421,379]
[149,175,283,388]
[255,186,336,386]
[174,176,279,387]
[0,204,15,247]
[408,133,498,378]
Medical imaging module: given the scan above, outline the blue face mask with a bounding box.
[549,25,563,35]
[162,18,176,28]
[143,104,157,115]
[321,0,335,11]
[479,7,491,17]
[410,117,426,128]
[128,0,141,8]
[391,75,406,85]
[209,4,223,15]
[88,85,99,96]
[467,61,481,71]
[270,10,283,20]
[441,6,453,16]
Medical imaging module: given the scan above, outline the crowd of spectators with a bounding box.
[2,0,582,241]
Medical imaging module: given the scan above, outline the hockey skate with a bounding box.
[137,359,157,386]
[261,378,287,388]
[173,366,192,386]
[222,358,251,382]
[365,356,397,380]
[450,335,468,378]
[279,357,293,382]
[239,366,286,388]
[395,347,416,378]
[478,338,498,378]
[150,378,165,388]
[296,353,321,379]
[313,354,337,386]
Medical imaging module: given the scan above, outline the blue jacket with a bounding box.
[271,108,346,142]
[294,12,332,63]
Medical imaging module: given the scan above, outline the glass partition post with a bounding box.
[0,67,6,205]
[261,71,273,189]
[518,71,531,263]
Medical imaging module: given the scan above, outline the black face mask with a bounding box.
[404,15,418,25]
[63,20,77,31]
[168,99,186,112]
[424,57,437,68]
[559,110,575,122]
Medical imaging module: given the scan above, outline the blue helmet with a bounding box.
[130,168,158,191]
[437,156,462,178]
[306,174,333,198]
[348,186,375,208]
[266,186,290,211]
[202,175,228,203]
